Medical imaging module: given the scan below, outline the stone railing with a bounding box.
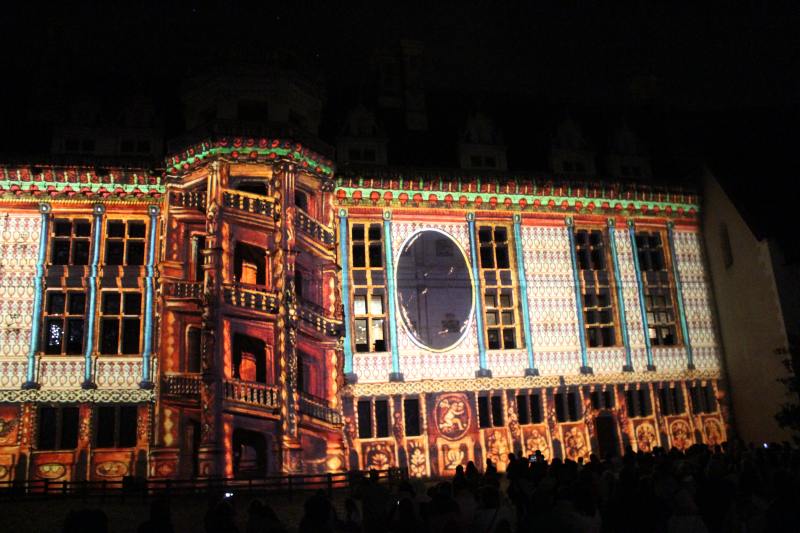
[222,190,277,218]
[295,209,335,246]
[161,373,202,398]
[223,285,278,313]
[162,281,203,299]
[223,379,279,409]
[169,190,206,211]
[299,392,342,425]
[297,301,342,337]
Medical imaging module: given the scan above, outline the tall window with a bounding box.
[357,398,390,439]
[95,405,138,448]
[658,385,686,416]
[689,383,717,414]
[636,232,678,346]
[574,229,617,347]
[477,225,522,350]
[99,292,142,355]
[186,326,202,373]
[350,223,387,353]
[50,218,92,265]
[478,392,505,428]
[105,220,147,266]
[37,406,79,450]
[554,391,581,422]
[516,392,544,425]
[192,235,206,282]
[590,388,615,410]
[42,291,86,355]
[404,397,422,437]
[625,385,653,418]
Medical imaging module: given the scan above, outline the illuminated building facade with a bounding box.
[0,135,729,482]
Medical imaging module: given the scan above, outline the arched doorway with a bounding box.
[594,411,620,459]
[232,429,267,478]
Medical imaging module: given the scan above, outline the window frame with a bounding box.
[476,223,524,351]
[94,404,138,449]
[356,397,391,439]
[636,229,681,347]
[103,217,148,267]
[36,405,80,451]
[554,389,582,423]
[98,290,143,355]
[477,392,505,429]
[515,391,544,425]
[349,221,388,354]
[625,385,654,418]
[41,290,87,355]
[573,226,621,348]
[48,217,93,266]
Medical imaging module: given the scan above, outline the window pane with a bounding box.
[491,395,504,426]
[478,396,490,428]
[107,221,125,238]
[52,241,70,265]
[187,327,202,373]
[530,395,542,423]
[65,319,84,354]
[357,400,372,439]
[37,407,57,450]
[516,395,529,425]
[122,318,140,354]
[124,293,142,315]
[368,224,381,241]
[60,407,79,449]
[493,227,507,242]
[96,406,116,448]
[128,222,146,238]
[375,400,389,438]
[495,246,509,268]
[105,241,125,265]
[44,319,63,355]
[487,329,500,350]
[100,318,120,354]
[352,245,366,268]
[47,293,66,315]
[72,241,90,265]
[351,224,365,241]
[54,221,71,237]
[74,220,91,237]
[354,319,368,352]
[127,242,145,265]
[502,328,516,349]
[353,295,367,315]
[404,398,421,436]
[478,227,492,243]
[369,295,383,315]
[368,244,383,267]
[102,293,120,314]
[68,294,86,315]
[479,246,494,268]
[119,405,138,447]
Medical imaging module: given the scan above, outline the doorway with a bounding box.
[595,412,619,459]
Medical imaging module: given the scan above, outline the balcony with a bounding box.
[223,190,277,219]
[223,284,278,313]
[161,373,201,399]
[297,301,342,337]
[169,190,206,211]
[299,392,342,425]
[163,281,203,299]
[223,379,278,409]
[295,209,335,246]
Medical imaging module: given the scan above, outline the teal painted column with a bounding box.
[628,220,655,371]
[513,215,538,376]
[467,213,491,378]
[666,221,694,369]
[22,203,51,389]
[566,217,592,374]
[383,211,403,382]
[338,209,356,383]
[140,205,159,388]
[607,219,634,372]
[82,204,105,389]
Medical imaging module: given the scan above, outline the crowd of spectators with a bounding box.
[62,441,800,532]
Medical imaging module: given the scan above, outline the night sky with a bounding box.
[1,2,797,248]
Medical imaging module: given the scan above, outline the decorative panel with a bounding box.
[38,359,85,388]
[485,350,528,377]
[586,347,627,374]
[651,346,688,372]
[0,215,39,359]
[352,352,393,383]
[95,358,145,388]
[673,231,721,371]
[520,226,580,374]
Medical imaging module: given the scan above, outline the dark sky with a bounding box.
[1,2,798,245]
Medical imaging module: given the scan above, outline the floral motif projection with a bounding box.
[0,215,39,359]
[673,231,721,371]
[520,225,581,375]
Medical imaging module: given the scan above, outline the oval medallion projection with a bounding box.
[396,230,473,351]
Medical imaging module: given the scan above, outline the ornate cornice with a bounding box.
[343,368,721,397]
[0,165,164,200]
[0,388,155,403]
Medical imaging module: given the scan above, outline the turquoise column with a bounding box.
[467,214,491,378]
[338,209,356,382]
[140,205,159,388]
[22,203,51,389]
[628,220,655,371]
[383,211,403,382]
[565,217,591,374]
[513,215,538,376]
[666,221,694,369]
[82,204,105,389]
[607,219,633,372]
